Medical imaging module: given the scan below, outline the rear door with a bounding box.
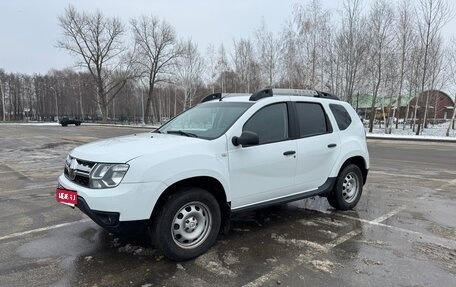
[294,102,341,192]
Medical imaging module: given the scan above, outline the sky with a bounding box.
[1,0,456,75]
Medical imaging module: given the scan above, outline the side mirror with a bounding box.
[232,131,259,147]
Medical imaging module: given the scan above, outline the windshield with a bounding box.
[156,102,253,140]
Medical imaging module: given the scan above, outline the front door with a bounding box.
[228,103,297,209]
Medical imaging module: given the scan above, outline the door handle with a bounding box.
[327,143,337,148]
[283,150,296,156]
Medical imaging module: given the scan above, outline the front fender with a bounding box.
[125,152,231,201]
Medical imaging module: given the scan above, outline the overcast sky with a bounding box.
[1,0,455,74]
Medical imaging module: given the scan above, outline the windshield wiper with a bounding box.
[167,130,198,138]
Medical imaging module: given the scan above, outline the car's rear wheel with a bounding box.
[152,188,221,261]
[327,164,363,210]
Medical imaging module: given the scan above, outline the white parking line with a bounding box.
[0,218,90,241]
[1,185,56,194]
[0,167,61,174]
[369,170,449,183]
[243,206,405,287]
[334,211,456,249]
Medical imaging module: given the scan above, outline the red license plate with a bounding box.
[56,188,78,206]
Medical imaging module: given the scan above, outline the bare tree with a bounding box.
[57,5,133,122]
[279,21,306,88]
[205,44,218,93]
[176,39,204,110]
[366,0,394,133]
[390,0,415,132]
[216,44,230,92]
[131,15,181,123]
[293,0,331,89]
[233,38,259,92]
[415,0,451,135]
[338,0,368,104]
[255,21,280,87]
[445,37,456,136]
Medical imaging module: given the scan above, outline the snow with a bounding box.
[366,122,456,142]
[0,122,59,126]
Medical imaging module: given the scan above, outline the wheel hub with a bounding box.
[185,216,198,232]
[342,172,359,203]
[171,202,212,249]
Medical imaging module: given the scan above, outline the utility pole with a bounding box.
[0,81,5,121]
[141,88,145,125]
[50,87,59,122]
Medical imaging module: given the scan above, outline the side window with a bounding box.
[243,103,289,144]
[296,102,330,138]
[329,104,352,131]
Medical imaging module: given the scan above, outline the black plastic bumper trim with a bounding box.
[76,196,148,236]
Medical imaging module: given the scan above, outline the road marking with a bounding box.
[371,205,406,223]
[334,212,456,249]
[369,170,448,183]
[0,167,61,174]
[0,218,90,241]
[438,178,456,189]
[243,206,404,287]
[1,185,56,194]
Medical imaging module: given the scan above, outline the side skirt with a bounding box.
[230,177,336,214]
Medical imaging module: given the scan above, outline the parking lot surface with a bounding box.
[0,125,455,287]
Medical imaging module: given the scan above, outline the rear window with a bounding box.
[330,104,352,131]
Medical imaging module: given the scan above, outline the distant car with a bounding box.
[60,117,82,126]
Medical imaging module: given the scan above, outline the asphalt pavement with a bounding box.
[0,125,455,287]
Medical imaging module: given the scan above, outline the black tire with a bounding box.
[327,164,363,210]
[152,188,221,261]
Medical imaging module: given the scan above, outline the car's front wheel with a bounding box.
[327,164,363,210]
[152,188,221,261]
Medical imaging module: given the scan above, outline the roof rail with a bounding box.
[201,93,222,103]
[315,91,340,100]
[200,93,251,103]
[249,88,339,101]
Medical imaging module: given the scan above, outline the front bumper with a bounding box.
[58,174,168,230]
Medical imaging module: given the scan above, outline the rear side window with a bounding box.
[329,104,352,131]
[296,102,331,138]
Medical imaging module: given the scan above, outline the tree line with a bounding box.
[0,0,455,135]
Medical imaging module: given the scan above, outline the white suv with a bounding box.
[56,88,369,261]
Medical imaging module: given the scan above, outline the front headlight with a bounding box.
[89,163,129,189]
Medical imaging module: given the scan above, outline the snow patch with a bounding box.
[271,233,327,252]
[318,230,338,239]
[313,217,347,227]
[310,260,334,273]
[298,220,320,227]
[222,251,240,265]
[366,122,456,140]
[195,250,236,277]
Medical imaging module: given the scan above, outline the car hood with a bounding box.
[70,132,203,163]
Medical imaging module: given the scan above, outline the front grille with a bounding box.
[65,156,96,188]
[73,174,90,186]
